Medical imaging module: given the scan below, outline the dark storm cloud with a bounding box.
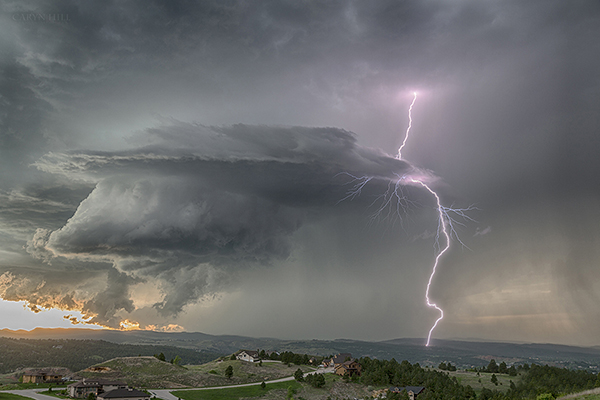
[30,123,428,319]
[0,182,93,235]
[0,61,54,183]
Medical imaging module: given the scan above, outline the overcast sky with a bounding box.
[1,0,599,346]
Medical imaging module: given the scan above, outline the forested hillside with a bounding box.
[0,337,223,374]
[359,358,600,400]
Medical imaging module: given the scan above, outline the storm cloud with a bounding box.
[0,0,599,343]
[20,122,432,324]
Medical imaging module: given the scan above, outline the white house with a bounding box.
[236,350,260,362]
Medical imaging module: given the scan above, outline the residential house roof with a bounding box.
[390,386,426,395]
[68,379,126,388]
[23,370,62,376]
[334,360,362,376]
[98,389,149,399]
[331,353,352,365]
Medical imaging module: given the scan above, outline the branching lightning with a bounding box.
[410,178,450,346]
[339,91,475,346]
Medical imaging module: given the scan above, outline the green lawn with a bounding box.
[0,393,34,400]
[172,381,303,400]
[37,389,69,398]
[444,370,517,393]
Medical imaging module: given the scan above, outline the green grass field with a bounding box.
[0,393,35,400]
[172,380,303,400]
[442,370,517,393]
[37,389,70,398]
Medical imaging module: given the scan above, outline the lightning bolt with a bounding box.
[397,92,417,160]
[410,178,449,346]
[396,92,446,346]
[338,91,474,346]
[398,92,476,346]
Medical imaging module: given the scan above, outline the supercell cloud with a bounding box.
[21,122,423,326]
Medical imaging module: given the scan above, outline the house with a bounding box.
[22,371,63,384]
[389,386,426,400]
[324,353,352,367]
[334,360,362,377]
[236,350,260,362]
[97,388,150,400]
[67,379,127,398]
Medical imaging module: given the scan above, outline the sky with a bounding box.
[0,0,599,346]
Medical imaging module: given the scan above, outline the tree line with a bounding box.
[253,350,323,366]
[477,359,518,376]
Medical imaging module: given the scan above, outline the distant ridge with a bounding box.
[382,338,600,358]
[2,328,599,371]
[0,327,216,343]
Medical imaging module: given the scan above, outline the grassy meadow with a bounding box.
[443,369,518,393]
[173,380,303,400]
[0,394,33,400]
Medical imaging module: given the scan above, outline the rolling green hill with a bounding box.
[0,337,223,374]
[76,356,314,388]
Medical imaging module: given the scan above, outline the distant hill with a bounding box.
[77,356,200,388]
[0,336,223,374]
[0,328,216,344]
[76,356,312,388]
[379,338,600,370]
[2,328,600,371]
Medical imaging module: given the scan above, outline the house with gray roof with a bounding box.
[324,353,352,367]
[67,379,127,398]
[97,388,150,400]
[389,386,426,400]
